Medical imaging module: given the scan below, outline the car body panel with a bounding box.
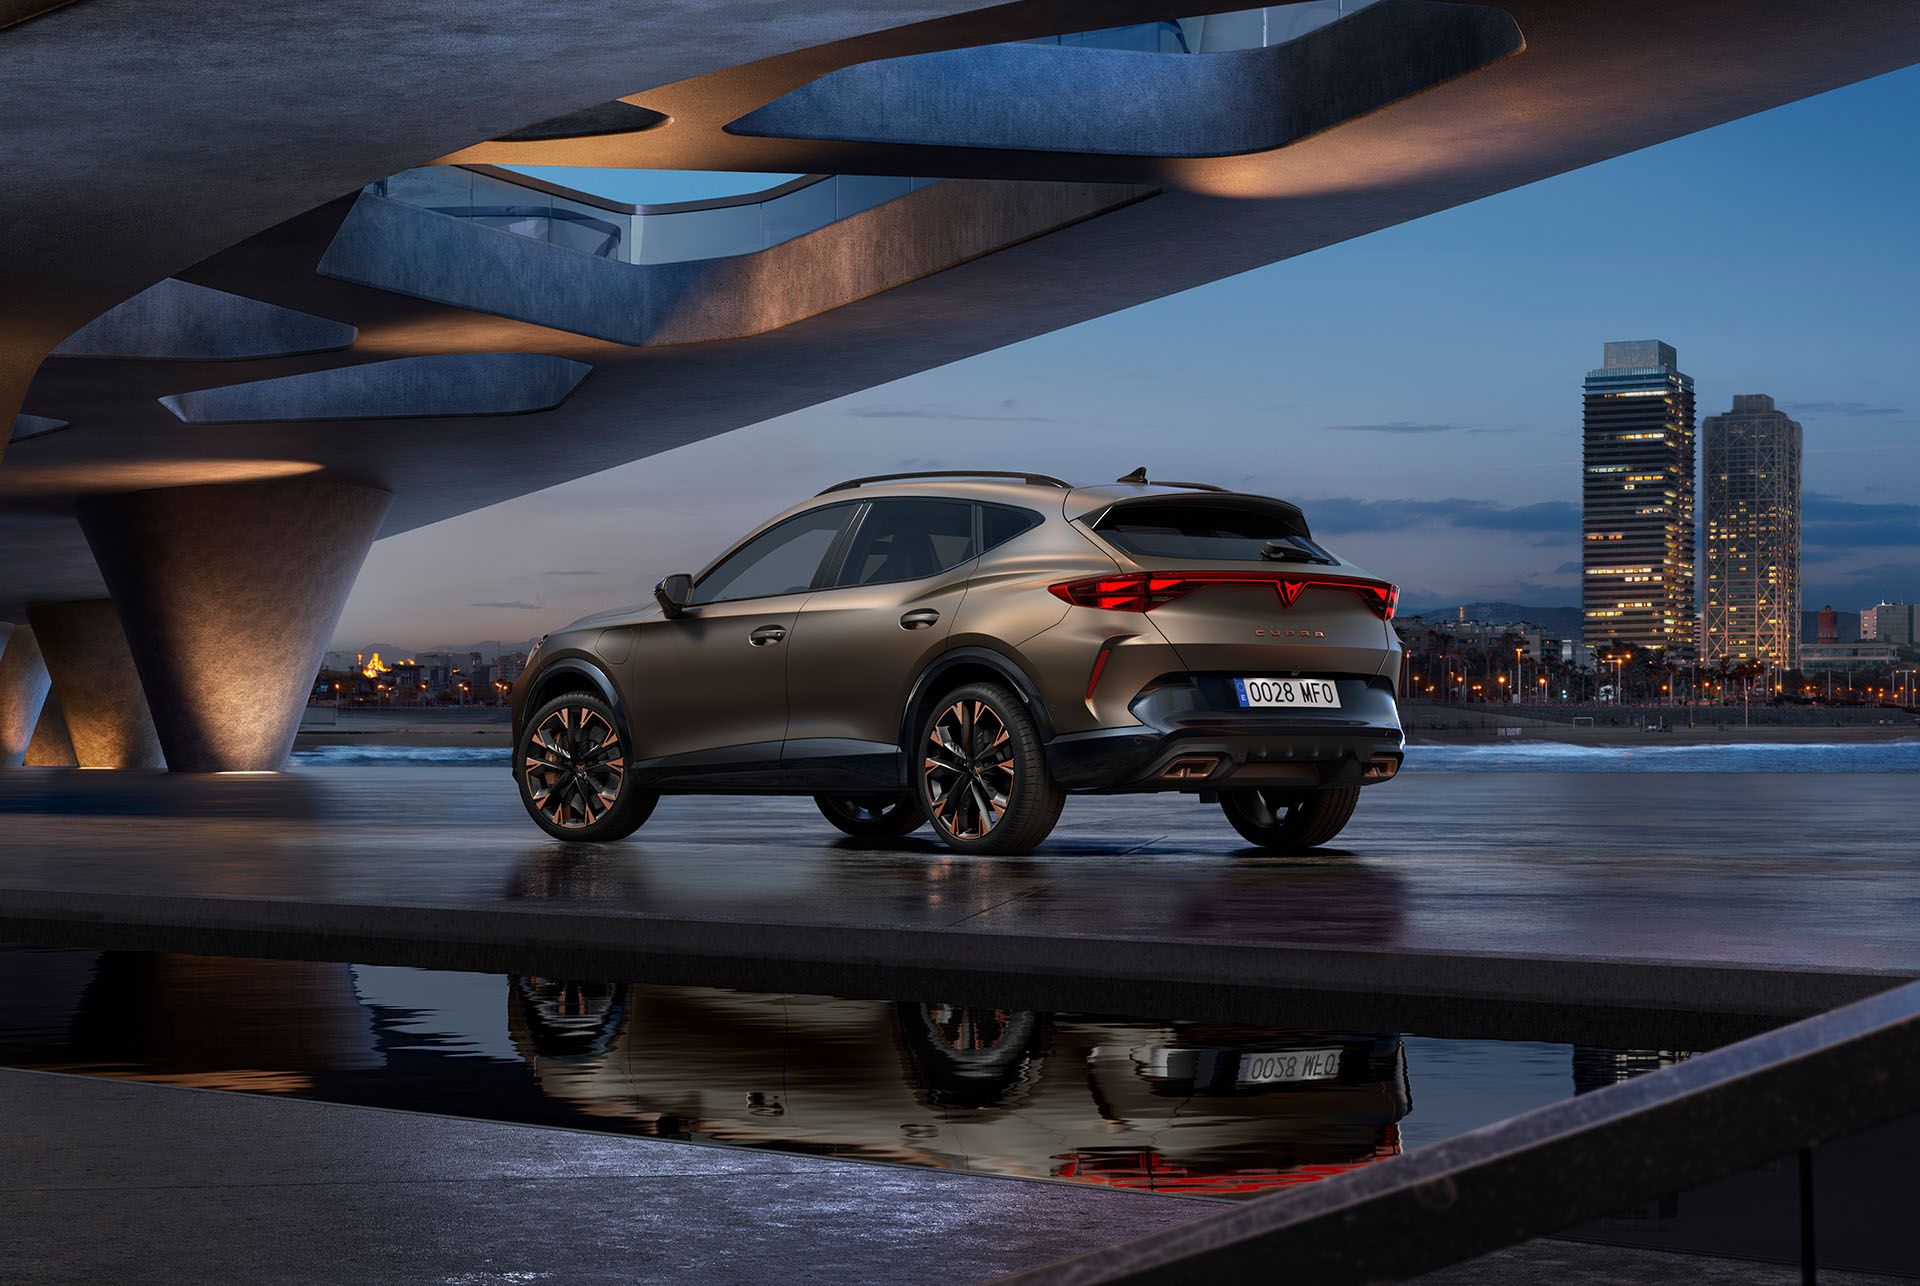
[509,475,1404,799]
[781,567,970,783]
[620,590,811,771]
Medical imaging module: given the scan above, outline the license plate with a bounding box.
[1234,677,1340,708]
[1236,1048,1343,1085]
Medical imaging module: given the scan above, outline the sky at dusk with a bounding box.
[335,66,1920,651]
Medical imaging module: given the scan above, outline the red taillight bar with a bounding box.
[1049,571,1398,619]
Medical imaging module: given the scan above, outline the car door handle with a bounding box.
[899,609,940,630]
[748,623,787,646]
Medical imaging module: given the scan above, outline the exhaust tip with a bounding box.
[1363,754,1401,781]
[1162,754,1223,781]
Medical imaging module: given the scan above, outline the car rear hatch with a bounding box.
[1067,492,1397,676]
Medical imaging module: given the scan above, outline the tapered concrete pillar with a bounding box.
[25,600,164,770]
[76,479,391,772]
[24,691,78,767]
[0,623,53,766]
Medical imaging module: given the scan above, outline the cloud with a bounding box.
[543,569,600,576]
[1802,493,1920,550]
[1323,421,1469,435]
[1785,401,1906,418]
[1304,496,1578,535]
[469,600,545,610]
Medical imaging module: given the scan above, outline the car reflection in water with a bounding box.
[0,947,1407,1201]
[509,979,1411,1198]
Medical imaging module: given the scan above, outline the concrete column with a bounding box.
[25,600,163,769]
[24,691,78,767]
[0,623,53,766]
[75,479,391,772]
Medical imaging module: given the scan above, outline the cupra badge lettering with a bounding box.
[1255,580,1322,634]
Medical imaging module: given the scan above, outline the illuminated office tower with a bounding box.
[1701,394,1802,670]
[1582,341,1697,657]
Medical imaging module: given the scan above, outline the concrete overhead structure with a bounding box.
[2,0,1917,770]
[74,482,391,773]
[24,599,165,770]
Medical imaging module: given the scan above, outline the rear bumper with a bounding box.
[1045,675,1404,793]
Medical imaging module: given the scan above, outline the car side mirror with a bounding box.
[655,573,693,619]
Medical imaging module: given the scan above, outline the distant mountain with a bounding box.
[1400,601,1585,637]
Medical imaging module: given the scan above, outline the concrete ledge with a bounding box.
[728,0,1523,158]
[9,414,68,442]
[159,353,591,423]
[2,886,1906,1051]
[53,278,357,361]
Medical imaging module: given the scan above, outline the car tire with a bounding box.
[1219,785,1360,852]
[815,793,926,839]
[517,691,658,842]
[915,680,1063,856]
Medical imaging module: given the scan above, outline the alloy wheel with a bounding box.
[923,699,1014,840]
[522,704,626,830]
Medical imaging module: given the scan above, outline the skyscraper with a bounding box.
[1701,394,1803,670]
[1581,340,1697,657]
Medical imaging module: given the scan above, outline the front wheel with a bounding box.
[517,692,658,842]
[916,681,1063,856]
[1220,786,1360,853]
[815,794,925,839]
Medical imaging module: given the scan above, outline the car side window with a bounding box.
[835,499,976,588]
[690,504,854,605]
[981,503,1043,552]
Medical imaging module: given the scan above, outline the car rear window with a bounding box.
[1092,500,1330,563]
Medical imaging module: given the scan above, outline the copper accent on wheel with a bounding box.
[522,703,626,830]
[923,698,1014,841]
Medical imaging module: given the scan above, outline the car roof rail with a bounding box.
[1114,466,1228,493]
[816,470,1072,495]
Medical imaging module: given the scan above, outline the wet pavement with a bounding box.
[4,945,1916,1279]
[0,1066,1210,1285]
[1,767,1915,1034]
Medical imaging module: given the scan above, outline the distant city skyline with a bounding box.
[333,66,1920,648]
[1703,394,1804,669]
[1580,340,1697,658]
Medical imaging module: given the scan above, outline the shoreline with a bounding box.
[292,708,1920,753]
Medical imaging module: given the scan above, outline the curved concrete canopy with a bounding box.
[3,0,1918,621]
[316,179,1149,346]
[727,0,1524,157]
[157,354,592,425]
[52,279,358,361]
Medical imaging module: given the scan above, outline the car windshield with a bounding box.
[1093,500,1330,563]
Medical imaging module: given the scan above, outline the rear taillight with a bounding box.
[1049,576,1192,612]
[1048,572,1397,619]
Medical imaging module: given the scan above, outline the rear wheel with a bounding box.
[517,692,657,842]
[916,681,1063,856]
[1220,786,1360,853]
[815,793,925,839]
